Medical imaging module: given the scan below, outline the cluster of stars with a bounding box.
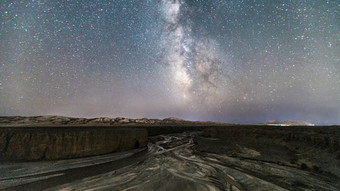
[0,0,339,124]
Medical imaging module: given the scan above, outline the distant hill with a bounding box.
[260,120,315,126]
[0,115,222,127]
[0,116,316,127]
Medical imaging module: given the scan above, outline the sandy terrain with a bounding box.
[0,116,339,190]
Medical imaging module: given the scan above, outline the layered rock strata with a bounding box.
[0,127,147,161]
[203,125,340,178]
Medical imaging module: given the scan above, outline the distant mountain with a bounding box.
[0,116,316,127]
[261,120,315,126]
[0,115,220,127]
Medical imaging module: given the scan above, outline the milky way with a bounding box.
[0,0,339,124]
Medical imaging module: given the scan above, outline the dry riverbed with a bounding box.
[1,131,339,191]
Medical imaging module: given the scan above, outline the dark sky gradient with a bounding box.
[0,0,339,124]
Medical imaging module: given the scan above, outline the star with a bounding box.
[0,0,339,124]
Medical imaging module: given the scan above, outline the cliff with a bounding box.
[0,127,147,161]
[202,125,340,178]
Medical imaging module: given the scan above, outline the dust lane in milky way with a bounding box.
[0,0,339,124]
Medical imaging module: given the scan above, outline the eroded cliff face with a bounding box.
[202,125,340,178]
[0,127,147,161]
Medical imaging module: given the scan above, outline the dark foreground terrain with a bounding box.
[0,116,340,190]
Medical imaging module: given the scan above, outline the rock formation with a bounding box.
[0,127,147,161]
[203,125,340,178]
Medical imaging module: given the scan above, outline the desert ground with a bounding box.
[1,116,340,190]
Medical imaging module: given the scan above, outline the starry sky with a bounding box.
[0,0,339,124]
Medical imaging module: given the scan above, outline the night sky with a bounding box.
[1,0,339,124]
